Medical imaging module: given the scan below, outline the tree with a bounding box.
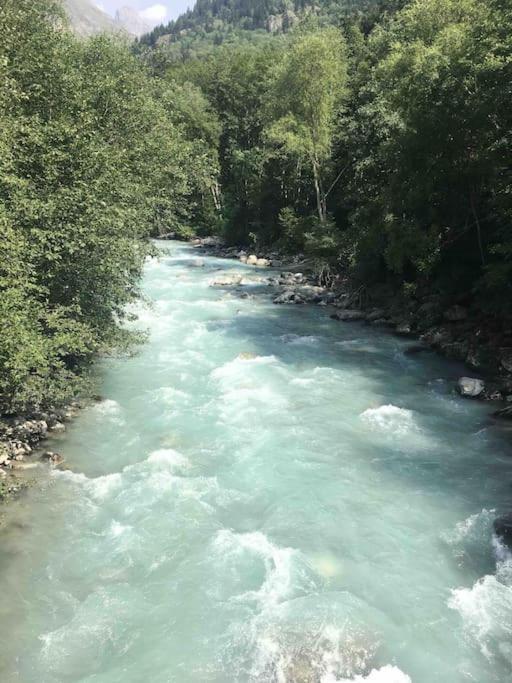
[266,28,348,223]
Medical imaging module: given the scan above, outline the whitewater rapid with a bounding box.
[1,241,511,682]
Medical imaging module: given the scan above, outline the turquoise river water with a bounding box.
[1,241,512,682]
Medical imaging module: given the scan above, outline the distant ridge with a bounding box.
[63,0,153,38]
[63,0,118,36]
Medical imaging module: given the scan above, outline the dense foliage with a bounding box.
[161,0,512,305]
[0,0,218,414]
[2,0,512,414]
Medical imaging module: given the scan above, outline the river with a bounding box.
[1,241,511,682]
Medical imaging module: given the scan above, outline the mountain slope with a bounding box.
[63,0,118,36]
[139,0,406,47]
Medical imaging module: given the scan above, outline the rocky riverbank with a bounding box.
[192,236,512,415]
[0,404,78,505]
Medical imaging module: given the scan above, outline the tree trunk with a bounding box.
[312,158,327,223]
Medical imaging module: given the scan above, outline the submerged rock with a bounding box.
[457,377,485,398]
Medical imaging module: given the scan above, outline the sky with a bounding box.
[95,1,193,25]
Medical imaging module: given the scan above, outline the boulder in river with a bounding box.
[40,451,64,466]
[395,321,413,336]
[457,377,485,398]
[246,254,258,265]
[210,274,243,287]
[273,290,305,304]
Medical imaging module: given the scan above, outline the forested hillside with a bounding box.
[146,0,512,322]
[1,0,512,415]
[0,0,219,414]
[140,0,406,49]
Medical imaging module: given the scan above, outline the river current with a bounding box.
[1,241,512,682]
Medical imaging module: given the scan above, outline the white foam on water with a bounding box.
[211,354,279,381]
[290,377,315,387]
[146,448,190,471]
[108,520,131,537]
[52,468,122,501]
[148,386,190,405]
[213,530,299,607]
[448,536,512,667]
[441,509,495,548]
[360,405,415,435]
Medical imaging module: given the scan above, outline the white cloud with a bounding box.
[140,4,168,23]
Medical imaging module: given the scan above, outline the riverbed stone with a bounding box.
[246,254,258,265]
[395,321,413,336]
[40,451,64,466]
[457,377,485,398]
[273,290,305,304]
[211,274,243,286]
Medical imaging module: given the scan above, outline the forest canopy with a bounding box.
[1,0,511,414]
[0,0,218,413]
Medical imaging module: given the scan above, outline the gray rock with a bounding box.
[458,377,485,398]
[40,451,64,466]
[210,274,243,287]
[273,290,305,305]
[295,285,326,303]
[395,321,413,336]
